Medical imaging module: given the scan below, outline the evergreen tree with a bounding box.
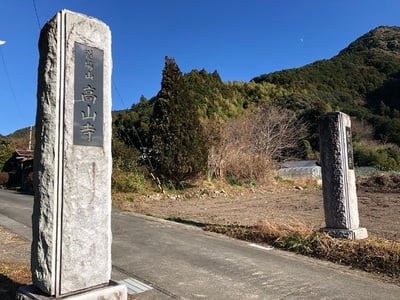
[149,57,208,184]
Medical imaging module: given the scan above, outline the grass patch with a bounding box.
[112,170,148,194]
[204,220,400,280]
[274,175,295,185]
[226,175,243,186]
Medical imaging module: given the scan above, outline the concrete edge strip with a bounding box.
[248,243,274,251]
[113,265,179,299]
[118,277,153,295]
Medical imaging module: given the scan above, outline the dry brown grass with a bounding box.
[315,237,400,277]
[358,173,400,192]
[258,219,314,237]
[205,219,400,281]
[0,262,31,300]
[0,226,31,299]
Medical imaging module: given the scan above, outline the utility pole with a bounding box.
[28,126,32,151]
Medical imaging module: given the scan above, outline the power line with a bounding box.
[32,0,41,30]
[112,80,128,108]
[0,47,21,113]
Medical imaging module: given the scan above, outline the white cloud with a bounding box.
[0,40,6,45]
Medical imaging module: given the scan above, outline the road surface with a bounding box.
[1,189,400,299]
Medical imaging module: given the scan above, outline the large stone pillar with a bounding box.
[17,10,126,299]
[319,112,368,239]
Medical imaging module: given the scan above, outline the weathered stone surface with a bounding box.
[319,112,367,239]
[32,14,60,295]
[17,281,127,300]
[320,227,368,240]
[32,10,112,296]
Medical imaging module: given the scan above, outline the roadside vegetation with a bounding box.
[205,218,400,281]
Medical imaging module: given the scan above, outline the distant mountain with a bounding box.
[341,26,400,55]
[4,127,34,150]
[251,26,400,144]
[253,26,400,102]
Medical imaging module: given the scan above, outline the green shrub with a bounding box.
[0,140,14,171]
[354,142,400,171]
[112,135,150,193]
[226,175,242,186]
[112,170,147,193]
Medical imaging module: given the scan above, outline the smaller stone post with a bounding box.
[319,112,368,239]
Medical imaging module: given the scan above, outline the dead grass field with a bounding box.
[114,175,400,241]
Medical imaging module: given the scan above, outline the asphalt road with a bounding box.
[1,189,400,299]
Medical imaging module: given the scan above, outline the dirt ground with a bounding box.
[115,175,400,241]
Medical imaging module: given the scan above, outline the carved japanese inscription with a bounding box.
[73,42,104,146]
[345,126,354,170]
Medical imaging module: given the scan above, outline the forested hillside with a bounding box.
[253,26,400,144]
[113,26,400,189]
[4,26,400,190]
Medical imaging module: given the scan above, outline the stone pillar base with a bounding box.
[16,281,127,300]
[321,227,368,240]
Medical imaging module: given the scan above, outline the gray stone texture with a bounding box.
[32,10,112,296]
[320,227,368,240]
[17,282,127,300]
[319,112,367,239]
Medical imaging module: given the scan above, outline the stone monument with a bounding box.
[17,10,127,299]
[319,112,368,239]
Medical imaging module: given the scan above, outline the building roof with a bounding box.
[14,149,34,159]
[280,160,319,168]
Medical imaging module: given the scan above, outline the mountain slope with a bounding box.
[251,26,400,144]
[253,26,400,101]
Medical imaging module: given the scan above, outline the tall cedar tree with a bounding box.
[149,57,208,184]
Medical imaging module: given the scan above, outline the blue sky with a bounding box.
[0,1,400,136]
